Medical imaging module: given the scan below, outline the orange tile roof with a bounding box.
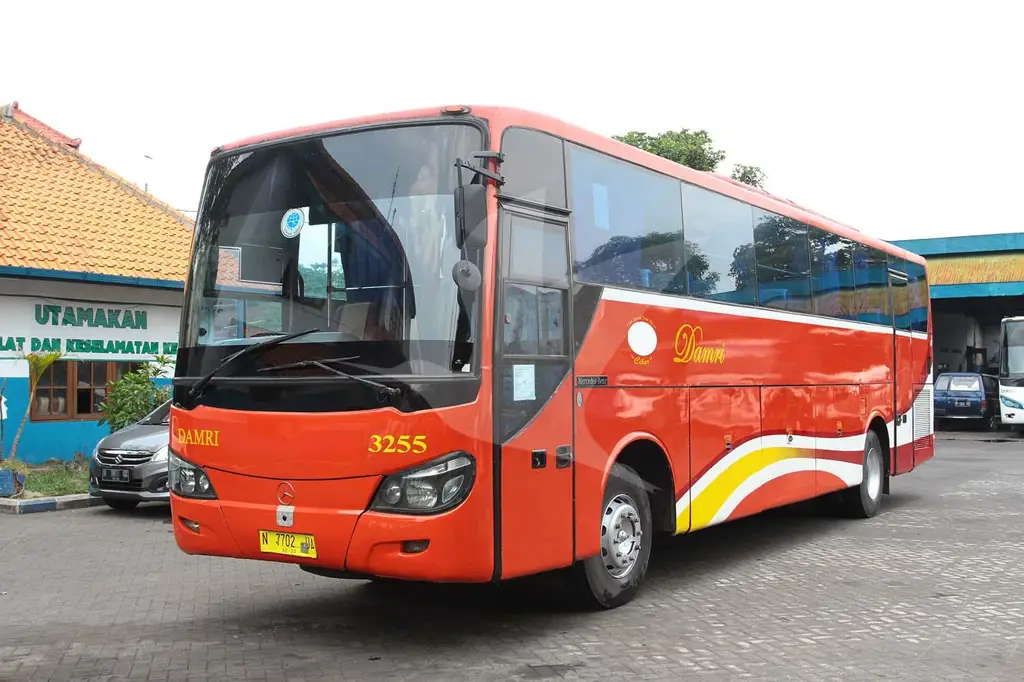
[0,102,194,283]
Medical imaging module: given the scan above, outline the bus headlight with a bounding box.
[169,451,217,499]
[1001,395,1024,409]
[370,452,475,514]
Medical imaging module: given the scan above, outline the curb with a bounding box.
[0,493,104,515]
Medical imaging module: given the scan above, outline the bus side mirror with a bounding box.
[455,184,487,250]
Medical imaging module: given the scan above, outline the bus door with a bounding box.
[495,206,575,579]
[889,268,914,474]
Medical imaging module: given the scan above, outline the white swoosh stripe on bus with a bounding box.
[679,430,868,513]
[601,286,907,336]
[708,457,864,526]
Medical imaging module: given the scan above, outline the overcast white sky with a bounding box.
[3,1,1021,242]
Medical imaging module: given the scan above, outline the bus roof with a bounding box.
[214,104,926,267]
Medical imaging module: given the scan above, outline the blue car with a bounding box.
[934,372,1002,431]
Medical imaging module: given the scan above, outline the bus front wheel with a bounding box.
[569,462,653,609]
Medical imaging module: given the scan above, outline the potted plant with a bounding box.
[0,460,28,498]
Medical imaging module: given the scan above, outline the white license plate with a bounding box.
[101,468,131,482]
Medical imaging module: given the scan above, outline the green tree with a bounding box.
[7,350,63,461]
[298,262,329,297]
[613,125,768,297]
[731,164,766,188]
[613,129,726,172]
[97,356,173,433]
[614,127,767,187]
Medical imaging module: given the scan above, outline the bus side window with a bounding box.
[567,143,685,294]
[809,228,856,319]
[499,128,566,209]
[906,261,929,332]
[890,256,911,331]
[680,182,757,305]
[854,245,892,325]
[753,209,812,314]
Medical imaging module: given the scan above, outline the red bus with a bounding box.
[169,105,934,608]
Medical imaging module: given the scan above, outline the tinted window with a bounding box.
[854,245,892,325]
[1003,319,1024,375]
[508,215,569,285]
[182,122,483,381]
[809,229,856,319]
[949,376,981,392]
[753,209,811,313]
[889,256,911,331]
[905,260,929,332]
[503,283,566,356]
[568,144,685,293]
[681,183,756,304]
[499,128,567,208]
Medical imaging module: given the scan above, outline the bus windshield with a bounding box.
[1003,319,1024,377]
[179,122,484,383]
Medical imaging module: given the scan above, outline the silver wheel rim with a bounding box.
[866,446,882,501]
[601,493,643,579]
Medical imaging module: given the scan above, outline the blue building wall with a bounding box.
[1,377,172,464]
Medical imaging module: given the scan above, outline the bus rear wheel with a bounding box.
[568,462,652,609]
[839,430,885,518]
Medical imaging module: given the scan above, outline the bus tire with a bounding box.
[839,430,885,519]
[569,462,652,609]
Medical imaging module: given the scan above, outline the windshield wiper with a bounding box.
[257,358,402,398]
[187,328,321,405]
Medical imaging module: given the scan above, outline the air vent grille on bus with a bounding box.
[913,386,932,448]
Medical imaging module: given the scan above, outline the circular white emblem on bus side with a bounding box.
[627,320,658,357]
[280,208,305,238]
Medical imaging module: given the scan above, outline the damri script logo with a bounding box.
[673,324,726,364]
[176,428,221,447]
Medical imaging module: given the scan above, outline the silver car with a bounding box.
[88,400,171,510]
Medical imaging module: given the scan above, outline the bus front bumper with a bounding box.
[1000,407,1024,425]
[169,475,491,583]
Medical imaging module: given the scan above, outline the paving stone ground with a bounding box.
[2,434,1023,681]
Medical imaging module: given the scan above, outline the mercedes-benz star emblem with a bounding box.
[276,481,295,506]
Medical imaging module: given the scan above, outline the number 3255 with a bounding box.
[368,435,427,454]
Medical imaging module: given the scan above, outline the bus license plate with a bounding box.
[259,530,317,558]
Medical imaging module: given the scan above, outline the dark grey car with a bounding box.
[88,401,171,510]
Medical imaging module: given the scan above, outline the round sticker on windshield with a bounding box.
[280,208,305,238]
